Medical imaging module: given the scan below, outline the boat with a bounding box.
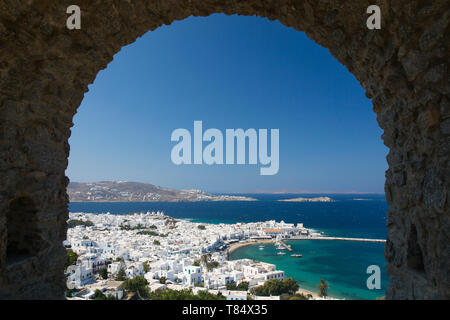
[277,251,286,255]
[290,253,303,258]
[259,247,264,250]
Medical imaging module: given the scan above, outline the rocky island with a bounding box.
[68,181,257,202]
[278,196,334,203]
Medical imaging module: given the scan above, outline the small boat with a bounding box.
[277,251,286,255]
[259,247,264,250]
[290,253,303,258]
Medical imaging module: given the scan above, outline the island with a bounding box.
[68,181,257,202]
[278,196,334,202]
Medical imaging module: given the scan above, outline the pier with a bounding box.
[276,240,293,251]
[287,236,386,243]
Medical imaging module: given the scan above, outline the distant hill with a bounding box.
[67,181,256,202]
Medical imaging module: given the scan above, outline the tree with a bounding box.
[227,281,249,291]
[93,289,117,300]
[153,240,160,245]
[226,283,237,290]
[250,278,299,297]
[121,276,150,299]
[317,279,329,298]
[159,276,167,284]
[237,281,249,291]
[150,288,225,300]
[206,261,219,271]
[65,249,78,269]
[197,225,206,230]
[115,267,127,281]
[282,278,299,295]
[142,261,150,273]
[99,268,108,280]
[93,289,106,300]
[192,259,201,267]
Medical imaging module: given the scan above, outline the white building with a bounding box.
[66,264,94,288]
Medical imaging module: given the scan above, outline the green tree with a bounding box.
[153,240,160,245]
[206,261,219,271]
[65,249,78,269]
[317,279,329,298]
[93,289,106,300]
[115,267,127,281]
[227,281,249,291]
[93,289,117,300]
[250,278,299,297]
[142,261,150,273]
[121,276,150,299]
[282,278,299,295]
[237,281,249,291]
[159,276,167,284]
[99,268,108,280]
[226,283,238,290]
[150,288,225,300]
[192,259,201,267]
[197,225,206,230]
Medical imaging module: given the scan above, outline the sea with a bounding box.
[69,193,389,300]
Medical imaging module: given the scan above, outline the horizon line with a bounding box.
[68,180,384,195]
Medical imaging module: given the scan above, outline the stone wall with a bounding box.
[0,0,448,299]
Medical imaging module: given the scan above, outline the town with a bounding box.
[64,211,324,300]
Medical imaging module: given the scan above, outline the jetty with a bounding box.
[276,240,293,251]
[288,236,386,243]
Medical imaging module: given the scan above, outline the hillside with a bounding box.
[68,181,256,202]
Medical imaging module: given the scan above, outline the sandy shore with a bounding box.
[296,288,320,299]
[227,239,274,254]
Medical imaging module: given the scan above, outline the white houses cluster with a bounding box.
[65,212,311,300]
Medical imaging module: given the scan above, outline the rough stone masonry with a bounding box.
[0,0,448,299]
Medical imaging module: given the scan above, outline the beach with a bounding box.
[227,239,274,254]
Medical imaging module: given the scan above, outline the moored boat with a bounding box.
[290,253,303,257]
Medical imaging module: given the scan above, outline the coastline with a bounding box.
[227,239,342,300]
[227,239,274,254]
[69,199,258,203]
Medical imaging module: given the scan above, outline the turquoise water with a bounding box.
[229,240,387,300]
[69,193,389,299]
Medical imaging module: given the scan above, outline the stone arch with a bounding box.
[0,0,448,299]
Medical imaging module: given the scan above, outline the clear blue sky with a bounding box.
[67,14,388,193]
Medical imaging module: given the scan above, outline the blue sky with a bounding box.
[67,14,388,193]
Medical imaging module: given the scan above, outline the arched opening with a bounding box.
[66,14,389,300]
[0,0,447,300]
